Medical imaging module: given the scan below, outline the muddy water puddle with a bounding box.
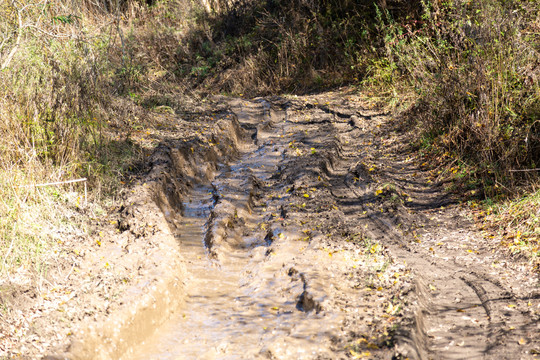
[130,102,341,359]
[131,186,261,359]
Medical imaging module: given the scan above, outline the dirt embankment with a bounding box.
[1,90,539,359]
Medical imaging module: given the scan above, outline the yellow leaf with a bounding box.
[375,189,383,196]
[278,233,284,239]
[303,193,310,198]
[386,303,399,315]
[350,349,371,359]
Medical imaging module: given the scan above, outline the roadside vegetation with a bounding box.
[0,0,164,277]
[0,0,538,278]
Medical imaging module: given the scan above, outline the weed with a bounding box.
[0,0,149,276]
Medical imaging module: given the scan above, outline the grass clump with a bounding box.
[169,0,423,94]
[367,0,539,262]
[0,168,80,277]
[480,189,540,265]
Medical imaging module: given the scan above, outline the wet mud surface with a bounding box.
[129,92,539,359]
[3,91,537,359]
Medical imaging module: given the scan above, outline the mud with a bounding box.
[128,92,539,359]
[5,90,538,359]
[126,98,396,359]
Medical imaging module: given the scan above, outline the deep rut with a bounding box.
[130,94,539,359]
[130,99,345,359]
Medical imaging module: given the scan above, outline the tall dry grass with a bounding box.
[371,0,539,191]
[0,0,154,276]
[169,0,423,94]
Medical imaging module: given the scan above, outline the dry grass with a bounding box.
[0,0,162,277]
[371,0,540,190]
[0,165,84,276]
[480,189,540,266]
[168,0,422,95]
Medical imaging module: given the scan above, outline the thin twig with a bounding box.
[509,168,540,172]
[20,178,87,187]
[21,23,73,38]
[18,178,88,205]
[1,0,22,70]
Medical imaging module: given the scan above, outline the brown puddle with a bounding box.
[128,100,342,359]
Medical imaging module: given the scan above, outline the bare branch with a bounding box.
[509,168,540,172]
[1,1,22,70]
[21,23,73,38]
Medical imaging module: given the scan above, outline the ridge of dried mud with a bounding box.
[1,90,539,359]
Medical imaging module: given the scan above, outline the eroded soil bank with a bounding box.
[2,90,539,359]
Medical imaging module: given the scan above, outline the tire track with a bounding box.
[128,94,539,359]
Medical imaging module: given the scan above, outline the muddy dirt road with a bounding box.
[121,92,539,359]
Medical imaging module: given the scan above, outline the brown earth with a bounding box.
[1,90,539,359]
